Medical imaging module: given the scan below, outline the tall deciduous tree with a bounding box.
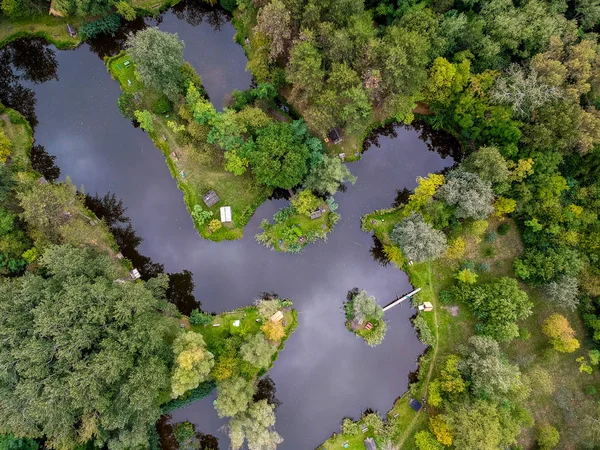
[251,122,310,189]
[463,277,532,342]
[127,28,185,101]
[390,212,448,262]
[256,0,291,62]
[214,377,255,418]
[437,171,494,219]
[542,313,580,353]
[304,154,356,196]
[171,332,214,398]
[229,399,283,450]
[0,245,175,450]
[240,333,276,369]
[351,290,384,324]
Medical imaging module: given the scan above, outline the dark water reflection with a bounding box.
[1,6,461,447]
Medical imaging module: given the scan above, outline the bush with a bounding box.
[483,246,496,257]
[273,205,297,224]
[497,222,510,235]
[484,231,498,244]
[413,314,435,346]
[460,260,476,271]
[537,423,560,450]
[208,219,222,232]
[439,289,455,305]
[220,0,237,12]
[476,262,490,272]
[162,381,216,413]
[190,309,213,325]
[151,96,172,115]
[519,327,531,340]
[80,14,121,40]
[117,93,137,119]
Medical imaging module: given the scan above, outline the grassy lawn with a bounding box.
[0,14,83,49]
[106,52,271,241]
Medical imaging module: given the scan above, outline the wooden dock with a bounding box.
[382,288,422,312]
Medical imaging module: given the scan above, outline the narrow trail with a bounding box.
[396,264,440,448]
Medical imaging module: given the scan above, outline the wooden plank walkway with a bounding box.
[382,288,422,312]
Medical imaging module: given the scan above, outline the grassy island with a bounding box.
[106,50,272,240]
[256,191,340,253]
[343,289,387,347]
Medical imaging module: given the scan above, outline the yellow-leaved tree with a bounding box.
[542,314,580,353]
[171,331,214,398]
[0,130,11,163]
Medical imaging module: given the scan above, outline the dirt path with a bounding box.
[396,264,440,448]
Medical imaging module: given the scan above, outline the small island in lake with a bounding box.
[344,289,387,347]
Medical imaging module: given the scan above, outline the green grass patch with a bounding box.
[0,14,83,49]
[106,52,272,241]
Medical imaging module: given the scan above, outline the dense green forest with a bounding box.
[2,0,600,448]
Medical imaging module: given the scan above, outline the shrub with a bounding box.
[191,205,213,226]
[151,96,172,114]
[291,190,320,217]
[273,205,297,223]
[208,219,222,232]
[261,320,285,342]
[439,289,455,305]
[483,246,496,257]
[460,260,476,271]
[519,327,531,340]
[190,309,213,325]
[80,14,121,40]
[497,222,510,235]
[413,314,435,346]
[542,314,580,353]
[117,93,136,119]
[456,268,478,284]
[476,262,490,272]
[341,418,361,436]
[363,320,387,347]
[537,423,560,450]
[484,231,498,244]
[446,237,466,259]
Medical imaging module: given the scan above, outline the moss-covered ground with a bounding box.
[106,52,271,241]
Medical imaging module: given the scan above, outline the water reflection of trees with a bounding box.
[86,16,148,59]
[157,415,219,450]
[84,191,202,314]
[30,145,61,182]
[254,376,282,410]
[369,235,390,267]
[0,38,59,127]
[362,120,463,161]
[171,0,229,29]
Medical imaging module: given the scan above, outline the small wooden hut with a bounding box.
[310,210,322,220]
[203,190,220,207]
[66,24,77,37]
[269,311,284,323]
[327,128,343,144]
[364,438,376,450]
[130,268,141,280]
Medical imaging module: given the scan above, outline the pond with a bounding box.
[0,5,457,448]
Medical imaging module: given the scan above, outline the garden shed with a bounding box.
[220,206,232,223]
[328,128,343,144]
[269,311,284,323]
[364,438,376,450]
[203,190,220,207]
[310,210,322,220]
[129,269,141,280]
[418,302,434,312]
[409,399,423,412]
[66,24,77,37]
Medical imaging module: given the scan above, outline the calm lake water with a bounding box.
[1,5,457,448]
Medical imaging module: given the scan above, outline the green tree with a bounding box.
[442,400,502,450]
[251,122,310,189]
[0,130,11,163]
[304,154,356,196]
[127,28,185,101]
[240,333,276,369]
[542,313,580,353]
[214,377,255,418]
[228,399,283,450]
[286,40,324,104]
[537,423,560,450]
[390,212,448,262]
[543,275,579,311]
[116,1,135,20]
[0,245,174,450]
[438,171,494,219]
[461,146,510,185]
[350,290,383,324]
[291,190,320,217]
[173,422,200,450]
[0,434,39,450]
[456,268,478,284]
[460,336,523,399]
[171,332,214,398]
[191,205,213,227]
[463,277,532,342]
[414,430,444,450]
[255,0,291,62]
[134,110,154,133]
